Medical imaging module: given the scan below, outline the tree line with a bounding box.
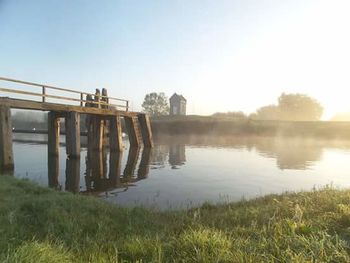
[142,92,324,121]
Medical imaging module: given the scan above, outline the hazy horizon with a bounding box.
[1,0,350,119]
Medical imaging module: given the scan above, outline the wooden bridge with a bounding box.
[0,77,153,171]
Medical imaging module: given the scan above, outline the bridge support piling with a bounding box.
[93,117,103,151]
[48,111,60,156]
[0,105,14,171]
[138,114,154,148]
[125,116,141,148]
[65,111,80,158]
[109,116,123,152]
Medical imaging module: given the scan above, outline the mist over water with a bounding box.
[9,133,350,209]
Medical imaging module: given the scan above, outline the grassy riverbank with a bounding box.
[1,177,350,262]
[151,115,350,139]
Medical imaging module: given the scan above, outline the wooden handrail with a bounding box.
[0,87,128,109]
[0,77,129,110]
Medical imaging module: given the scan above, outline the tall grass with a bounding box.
[0,176,350,262]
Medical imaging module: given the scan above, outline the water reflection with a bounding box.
[14,134,350,209]
[85,149,121,192]
[48,146,153,194]
[169,144,186,169]
[153,135,331,170]
[123,147,140,181]
[138,147,152,179]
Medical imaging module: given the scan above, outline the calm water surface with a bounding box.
[7,134,350,209]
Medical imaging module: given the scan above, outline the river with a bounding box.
[6,133,350,209]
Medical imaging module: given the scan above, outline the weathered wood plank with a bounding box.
[0,97,138,117]
[125,116,141,148]
[109,116,123,152]
[65,111,80,158]
[48,111,60,156]
[138,113,154,148]
[0,105,14,171]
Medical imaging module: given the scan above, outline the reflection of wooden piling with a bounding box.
[109,116,123,152]
[65,157,80,193]
[48,154,60,189]
[123,146,140,178]
[109,151,123,186]
[0,105,14,171]
[138,114,154,148]
[65,111,80,158]
[48,111,60,156]
[138,147,152,179]
[125,116,141,148]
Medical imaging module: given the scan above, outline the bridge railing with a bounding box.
[0,77,129,111]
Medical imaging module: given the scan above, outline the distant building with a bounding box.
[169,93,186,115]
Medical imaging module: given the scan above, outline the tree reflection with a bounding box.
[153,134,327,170]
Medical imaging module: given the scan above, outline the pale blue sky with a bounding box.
[1,0,350,118]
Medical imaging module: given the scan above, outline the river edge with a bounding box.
[0,176,350,262]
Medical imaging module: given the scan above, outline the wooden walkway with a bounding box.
[0,77,153,171]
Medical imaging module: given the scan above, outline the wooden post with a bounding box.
[92,116,103,151]
[65,157,80,193]
[137,113,154,148]
[65,111,80,158]
[124,116,141,148]
[48,111,60,156]
[109,116,123,152]
[0,105,14,171]
[42,86,46,103]
[48,154,59,189]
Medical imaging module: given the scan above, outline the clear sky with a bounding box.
[1,0,349,119]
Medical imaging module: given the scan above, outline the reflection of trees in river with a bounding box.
[151,145,169,168]
[253,138,322,170]
[150,143,186,169]
[152,134,348,170]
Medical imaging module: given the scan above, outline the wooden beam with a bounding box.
[0,97,138,117]
[65,111,80,158]
[48,111,60,156]
[125,116,141,148]
[109,116,123,152]
[138,113,154,147]
[0,105,14,171]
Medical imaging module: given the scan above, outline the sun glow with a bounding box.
[182,0,350,119]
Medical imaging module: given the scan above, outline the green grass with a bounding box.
[1,176,350,262]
